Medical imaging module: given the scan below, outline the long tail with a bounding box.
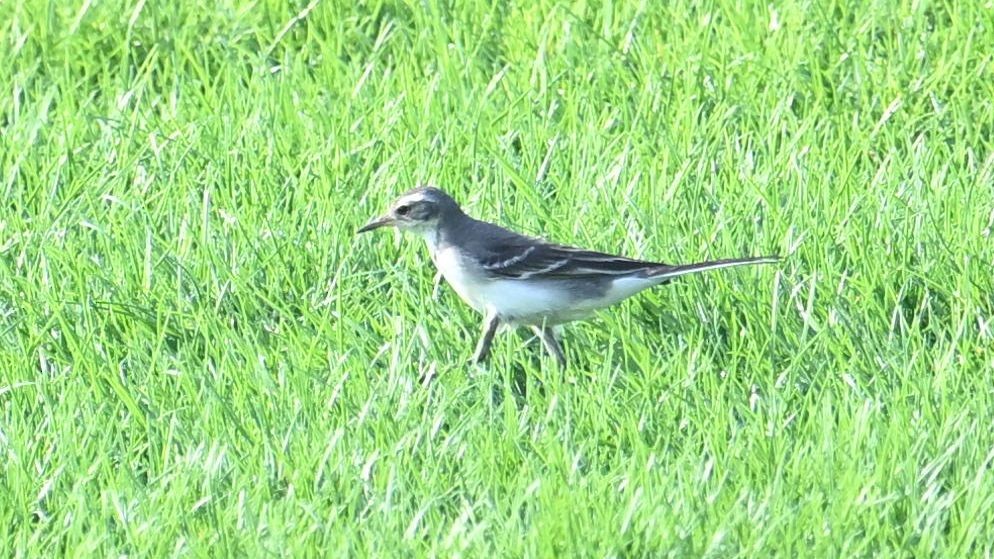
[647,255,779,281]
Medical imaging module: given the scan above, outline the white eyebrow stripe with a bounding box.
[396,193,427,206]
[485,246,536,270]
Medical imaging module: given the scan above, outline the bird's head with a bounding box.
[357,186,461,235]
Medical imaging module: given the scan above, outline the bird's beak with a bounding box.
[357,215,394,234]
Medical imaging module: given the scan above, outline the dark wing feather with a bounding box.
[449,216,778,282]
[461,221,658,280]
[480,243,659,279]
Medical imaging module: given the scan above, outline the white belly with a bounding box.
[430,245,649,325]
[432,246,559,321]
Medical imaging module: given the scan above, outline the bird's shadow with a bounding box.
[485,328,554,408]
[576,303,739,375]
[477,305,741,408]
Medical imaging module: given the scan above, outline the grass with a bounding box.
[1,0,993,556]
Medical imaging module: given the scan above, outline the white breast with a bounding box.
[428,244,584,324]
[431,245,487,312]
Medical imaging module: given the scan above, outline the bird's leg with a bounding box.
[471,312,501,364]
[531,325,566,368]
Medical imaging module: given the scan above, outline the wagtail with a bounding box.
[359,186,777,367]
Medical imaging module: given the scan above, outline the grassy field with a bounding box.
[2,0,993,556]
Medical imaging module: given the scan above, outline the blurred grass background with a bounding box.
[1,0,993,555]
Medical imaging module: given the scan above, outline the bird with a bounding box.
[358,186,777,367]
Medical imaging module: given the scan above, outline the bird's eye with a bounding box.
[396,204,411,216]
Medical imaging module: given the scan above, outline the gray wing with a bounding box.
[462,221,659,280]
[451,217,777,282]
